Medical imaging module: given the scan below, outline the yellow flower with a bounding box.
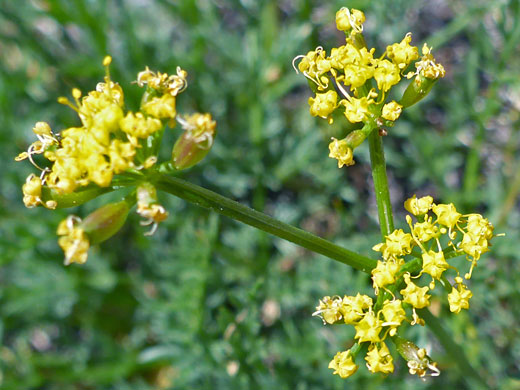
[142,94,177,119]
[380,299,406,335]
[137,183,169,236]
[330,45,375,88]
[414,44,445,79]
[465,214,494,241]
[432,203,461,228]
[335,8,365,33]
[404,195,433,216]
[374,59,400,93]
[120,112,163,138]
[365,342,394,374]
[15,122,58,163]
[381,101,403,121]
[421,250,449,280]
[314,296,343,324]
[341,293,372,324]
[308,90,338,119]
[350,293,373,311]
[22,174,43,208]
[460,232,489,260]
[137,66,188,96]
[397,340,440,377]
[328,138,355,168]
[371,260,399,293]
[85,153,113,187]
[373,229,413,260]
[329,350,359,379]
[386,33,419,70]
[411,217,439,242]
[354,311,381,343]
[448,277,472,313]
[294,47,331,91]
[108,139,136,174]
[342,63,374,88]
[400,273,430,309]
[343,96,373,123]
[57,216,90,265]
[172,113,217,169]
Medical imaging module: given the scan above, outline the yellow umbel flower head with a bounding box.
[315,194,500,380]
[295,6,446,172]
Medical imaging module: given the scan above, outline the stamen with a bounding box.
[302,71,321,87]
[292,55,305,73]
[57,97,79,113]
[144,221,158,236]
[427,362,440,377]
[465,260,477,279]
[335,80,351,99]
[103,55,112,81]
[27,146,45,171]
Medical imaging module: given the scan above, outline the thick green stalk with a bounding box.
[418,309,489,389]
[153,173,377,273]
[368,130,394,238]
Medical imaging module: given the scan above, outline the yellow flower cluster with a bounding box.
[294,7,445,168]
[315,294,403,377]
[315,195,498,379]
[17,56,217,264]
[16,56,186,200]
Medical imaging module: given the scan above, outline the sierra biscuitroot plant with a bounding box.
[17,5,500,386]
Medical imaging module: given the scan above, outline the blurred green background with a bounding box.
[1,0,520,389]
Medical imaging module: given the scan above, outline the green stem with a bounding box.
[496,156,520,226]
[368,130,394,239]
[418,309,489,389]
[152,173,377,273]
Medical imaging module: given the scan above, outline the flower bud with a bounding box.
[57,202,128,265]
[80,200,130,245]
[345,129,366,149]
[172,113,216,170]
[393,336,440,377]
[399,75,437,108]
